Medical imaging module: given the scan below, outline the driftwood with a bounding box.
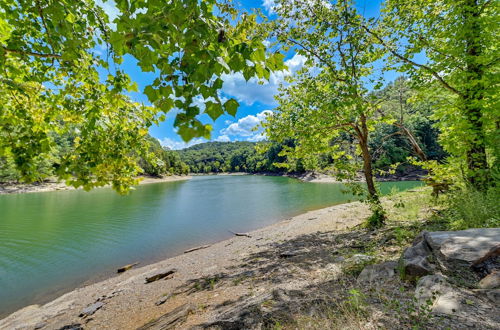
[145,269,177,283]
[137,304,193,329]
[79,302,104,318]
[117,262,139,273]
[183,244,211,253]
[155,293,172,306]
[228,230,252,238]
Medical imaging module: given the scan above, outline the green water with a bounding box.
[0,175,421,316]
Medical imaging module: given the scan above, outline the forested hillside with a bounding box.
[178,141,287,173]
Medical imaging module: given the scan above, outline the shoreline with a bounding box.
[0,199,370,329]
[0,175,191,195]
[191,171,424,184]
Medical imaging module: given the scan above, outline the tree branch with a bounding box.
[361,25,463,97]
[2,47,61,58]
[286,38,347,83]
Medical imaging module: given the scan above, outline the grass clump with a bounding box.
[441,187,500,230]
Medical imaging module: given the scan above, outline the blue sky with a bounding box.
[98,0,386,149]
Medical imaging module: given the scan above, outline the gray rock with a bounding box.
[357,261,398,284]
[425,228,500,270]
[79,301,104,318]
[401,228,500,281]
[400,239,434,280]
[415,275,462,315]
[349,254,374,264]
[478,271,500,289]
[415,274,500,326]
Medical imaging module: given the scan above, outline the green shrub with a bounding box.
[444,187,500,229]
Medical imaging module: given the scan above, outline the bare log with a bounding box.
[145,269,177,283]
[183,244,211,254]
[117,262,139,273]
[228,230,252,238]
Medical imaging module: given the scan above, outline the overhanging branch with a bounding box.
[360,25,463,97]
[3,47,62,59]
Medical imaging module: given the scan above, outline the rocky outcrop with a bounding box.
[425,228,500,270]
[360,228,500,328]
[399,228,500,282]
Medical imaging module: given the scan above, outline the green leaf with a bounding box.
[223,99,239,116]
[144,85,159,103]
[205,101,223,120]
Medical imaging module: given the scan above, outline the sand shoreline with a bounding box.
[0,175,191,195]
[0,199,370,329]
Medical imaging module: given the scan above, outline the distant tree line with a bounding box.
[177,141,290,174]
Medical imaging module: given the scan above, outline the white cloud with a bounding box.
[215,135,231,142]
[159,137,206,150]
[220,110,273,141]
[262,0,277,13]
[157,110,273,149]
[221,54,307,106]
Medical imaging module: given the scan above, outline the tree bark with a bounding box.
[358,116,379,201]
[462,0,490,190]
[360,139,377,198]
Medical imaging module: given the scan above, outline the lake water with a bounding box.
[0,175,421,316]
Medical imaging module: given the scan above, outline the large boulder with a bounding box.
[400,228,500,281]
[399,235,435,280]
[424,228,500,271]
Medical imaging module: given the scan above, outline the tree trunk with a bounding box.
[462,0,490,190]
[358,115,377,198]
[396,123,428,162]
[360,138,377,199]
[357,115,385,227]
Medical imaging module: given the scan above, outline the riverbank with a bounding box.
[1,197,371,329]
[2,187,497,329]
[0,175,191,195]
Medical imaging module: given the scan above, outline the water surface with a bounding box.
[0,175,421,315]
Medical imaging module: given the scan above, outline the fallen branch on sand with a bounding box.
[183,244,211,253]
[228,230,252,238]
[145,269,177,283]
[117,262,139,273]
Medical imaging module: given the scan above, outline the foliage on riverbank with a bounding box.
[218,188,499,329]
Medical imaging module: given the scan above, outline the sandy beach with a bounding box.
[0,176,191,195]
[0,200,370,330]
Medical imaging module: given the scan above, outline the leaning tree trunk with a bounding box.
[395,123,428,162]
